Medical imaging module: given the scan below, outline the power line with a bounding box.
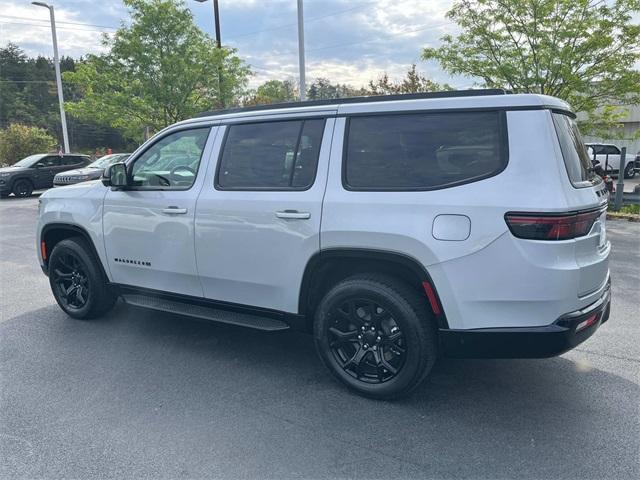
[0,14,117,30]
[0,20,114,34]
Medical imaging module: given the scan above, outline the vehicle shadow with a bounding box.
[1,302,638,478]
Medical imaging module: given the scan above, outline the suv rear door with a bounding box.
[195,116,335,312]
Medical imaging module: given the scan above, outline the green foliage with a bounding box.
[618,204,640,215]
[306,78,367,100]
[0,43,130,151]
[367,64,451,95]
[63,0,251,141]
[244,80,298,106]
[0,124,56,165]
[422,0,640,134]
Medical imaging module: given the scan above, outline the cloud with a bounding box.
[1,0,467,87]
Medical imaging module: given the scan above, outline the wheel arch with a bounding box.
[9,175,34,190]
[298,248,448,330]
[41,223,109,279]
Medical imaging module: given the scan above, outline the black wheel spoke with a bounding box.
[328,297,407,384]
[54,269,72,279]
[329,327,358,347]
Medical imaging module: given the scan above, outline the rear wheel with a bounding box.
[624,162,636,179]
[314,274,437,399]
[48,237,116,319]
[12,179,33,197]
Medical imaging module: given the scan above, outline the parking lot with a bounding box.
[1,195,638,479]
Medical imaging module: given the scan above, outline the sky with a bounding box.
[0,0,469,89]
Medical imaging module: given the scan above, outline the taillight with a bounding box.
[505,209,602,240]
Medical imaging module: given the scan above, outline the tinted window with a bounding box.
[62,156,85,166]
[130,128,210,189]
[217,119,325,190]
[344,111,506,190]
[35,156,61,167]
[552,113,599,188]
[603,145,620,155]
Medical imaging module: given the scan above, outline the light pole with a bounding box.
[32,2,70,153]
[297,0,306,101]
[195,0,225,108]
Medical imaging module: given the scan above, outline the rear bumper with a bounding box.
[440,279,611,358]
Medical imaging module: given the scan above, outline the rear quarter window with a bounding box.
[552,113,600,188]
[343,111,508,190]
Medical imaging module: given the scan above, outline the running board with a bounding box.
[121,294,290,332]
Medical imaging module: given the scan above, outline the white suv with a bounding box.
[36,90,611,399]
[586,143,636,178]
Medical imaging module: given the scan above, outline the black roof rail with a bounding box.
[194,88,508,119]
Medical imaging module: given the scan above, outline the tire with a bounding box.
[48,237,117,319]
[624,162,636,179]
[12,179,33,197]
[314,274,438,400]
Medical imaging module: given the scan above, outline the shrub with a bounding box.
[0,124,57,166]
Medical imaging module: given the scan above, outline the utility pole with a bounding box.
[297,0,306,101]
[32,2,70,153]
[196,0,224,108]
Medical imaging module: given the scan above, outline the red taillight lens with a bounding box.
[505,210,602,240]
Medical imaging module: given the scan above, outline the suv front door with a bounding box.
[33,155,63,188]
[102,126,217,297]
[195,117,334,313]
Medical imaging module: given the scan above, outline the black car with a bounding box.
[0,153,91,198]
[53,153,131,187]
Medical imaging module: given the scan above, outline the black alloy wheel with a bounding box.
[48,237,117,319]
[51,252,90,310]
[328,298,406,384]
[624,162,636,179]
[314,274,438,399]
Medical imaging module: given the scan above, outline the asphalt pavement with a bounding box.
[1,195,639,479]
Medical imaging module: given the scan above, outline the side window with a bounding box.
[344,111,507,190]
[130,128,210,190]
[603,145,620,155]
[36,156,61,168]
[62,156,82,166]
[217,119,325,190]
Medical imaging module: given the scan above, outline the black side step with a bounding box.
[121,294,290,332]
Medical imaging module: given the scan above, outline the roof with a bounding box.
[176,90,573,127]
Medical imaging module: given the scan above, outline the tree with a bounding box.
[0,124,56,165]
[422,0,640,134]
[306,78,366,100]
[367,65,451,95]
[63,0,251,141]
[244,79,298,106]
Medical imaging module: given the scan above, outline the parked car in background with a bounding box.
[54,153,131,187]
[585,143,636,178]
[0,153,90,198]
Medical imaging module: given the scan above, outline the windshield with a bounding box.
[552,113,600,188]
[88,154,129,169]
[13,154,47,167]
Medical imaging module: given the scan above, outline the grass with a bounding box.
[617,204,640,215]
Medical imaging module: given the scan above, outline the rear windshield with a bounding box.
[552,113,600,188]
[344,111,508,190]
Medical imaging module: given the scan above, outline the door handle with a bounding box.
[275,210,311,220]
[162,206,188,215]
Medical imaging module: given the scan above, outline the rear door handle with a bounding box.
[162,206,188,215]
[275,210,311,220]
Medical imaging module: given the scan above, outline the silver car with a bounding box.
[53,153,131,186]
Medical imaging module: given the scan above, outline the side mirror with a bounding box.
[102,162,128,188]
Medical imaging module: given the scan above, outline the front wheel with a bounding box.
[48,237,117,319]
[12,179,33,197]
[314,274,437,399]
[624,162,636,179]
